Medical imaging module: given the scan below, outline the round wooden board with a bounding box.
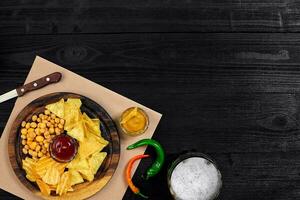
[8,92,120,200]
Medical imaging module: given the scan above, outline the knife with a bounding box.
[0,72,62,104]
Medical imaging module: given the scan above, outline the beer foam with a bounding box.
[170,157,221,200]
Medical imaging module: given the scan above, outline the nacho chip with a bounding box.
[69,170,84,186]
[66,156,94,182]
[83,113,101,136]
[36,179,51,196]
[78,168,94,182]
[66,98,82,109]
[42,166,60,185]
[56,171,71,196]
[67,121,85,142]
[67,156,89,170]
[78,133,108,159]
[45,98,64,118]
[64,110,81,131]
[88,152,107,175]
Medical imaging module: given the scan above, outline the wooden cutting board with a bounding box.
[8,92,120,200]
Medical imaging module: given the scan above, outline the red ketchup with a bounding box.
[50,135,78,163]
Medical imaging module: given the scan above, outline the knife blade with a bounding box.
[0,72,62,104]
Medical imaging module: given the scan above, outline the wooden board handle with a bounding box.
[16,72,62,97]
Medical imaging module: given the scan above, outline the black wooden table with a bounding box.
[1,1,300,200]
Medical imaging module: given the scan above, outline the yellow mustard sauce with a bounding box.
[120,107,148,135]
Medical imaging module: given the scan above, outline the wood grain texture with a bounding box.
[3,0,300,34]
[7,92,120,200]
[1,33,300,199]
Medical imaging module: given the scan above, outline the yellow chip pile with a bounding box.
[22,157,70,196]
[22,98,109,197]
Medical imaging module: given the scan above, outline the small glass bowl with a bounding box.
[119,107,149,136]
[167,152,222,200]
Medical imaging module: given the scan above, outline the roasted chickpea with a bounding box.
[35,128,41,135]
[21,128,27,135]
[39,123,46,129]
[28,128,34,134]
[38,152,44,157]
[36,145,41,152]
[46,122,52,127]
[25,123,31,129]
[30,122,37,128]
[22,148,28,155]
[22,139,26,145]
[32,151,37,157]
[55,118,60,124]
[32,115,38,122]
[28,132,36,139]
[21,135,26,139]
[60,119,65,125]
[37,118,41,123]
[36,136,44,142]
[45,134,51,139]
[55,128,61,135]
[49,128,54,134]
[41,148,47,154]
[21,121,26,127]
[51,114,56,119]
[29,142,37,150]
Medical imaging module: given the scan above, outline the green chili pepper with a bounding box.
[127,139,165,180]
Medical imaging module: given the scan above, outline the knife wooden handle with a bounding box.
[16,72,62,97]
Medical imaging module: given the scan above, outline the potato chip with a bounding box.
[67,121,85,142]
[53,162,68,175]
[78,133,108,159]
[49,184,57,191]
[88,152,107,175]
[56,171,71,196]
[26,174,37,182]
[69,170,84,186]
[22,158,39,182]
[36,157,56,178]
[36,179,51,196]
[68,187,74,192]
[42,166,60,185]
[45,98,64,118]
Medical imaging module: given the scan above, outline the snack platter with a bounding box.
[8,92,120,200]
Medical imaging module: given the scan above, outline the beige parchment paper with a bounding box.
[0,56,162,200]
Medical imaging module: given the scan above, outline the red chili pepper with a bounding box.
[126,154,150,199]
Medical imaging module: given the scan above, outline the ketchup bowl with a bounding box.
[50,134,78,163]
